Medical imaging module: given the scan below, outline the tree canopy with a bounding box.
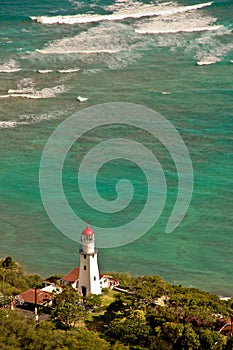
[51,285,87,329]
[0,260,232,349]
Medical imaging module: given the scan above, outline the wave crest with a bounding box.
[0,111,64,129]
[0,59,21,73]
[0,78,66,99]
[31,1,213,25]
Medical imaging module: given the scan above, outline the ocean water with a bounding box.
[0,0,232,296]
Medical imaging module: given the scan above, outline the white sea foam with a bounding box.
[0,121,27,128]
[193,29,233,66]
[31,0,226,70]
[38,48,120,54]
[136,25,222,34]
[16,78,35,91]
[37,68,79,73]
[0,59,21,73]
[37,69,54,73]
[0,111,65,129]
[0,95,10,99]
[196,58,220,65]
[138,10,231,67]
[7,85,65,99]
[31,1,213,25]
[30,26,130,68]
[3,78,66,99]
[83,68,102,74]
[21,28,30,33]
[57,68,80,73]
[135,10,221,35]
[36,22,136,61]
[1,37,13,44]
[19,111,63,123]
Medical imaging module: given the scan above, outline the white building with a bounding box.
[61,226,118,296]
[78,226,101,296]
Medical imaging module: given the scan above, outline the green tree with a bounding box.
[51,286,87,328]
[0,256,17,306]
[84,293,102,308]
[198,328,226,350]
[162,322,184,344]
[106,314,150,347]
[104,294,128,322]
[225,336,233,350]
[0,310,111,350]
[0,309,33,349]
[0,257,43,299]
[62,328,110,350]
[178,324,200,350]
[111,342,130,350]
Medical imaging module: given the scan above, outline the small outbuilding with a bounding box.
[16,288,53,310]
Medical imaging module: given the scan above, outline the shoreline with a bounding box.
[1,255,232,300]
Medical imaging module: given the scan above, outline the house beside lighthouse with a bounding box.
[61,226,118,296]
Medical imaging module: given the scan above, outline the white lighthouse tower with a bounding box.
[78,226,101,296]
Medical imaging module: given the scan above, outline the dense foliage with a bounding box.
[0,258,233,349]
[0,310,113,350]
[0,257,43,304]
[102,274,233,349]
[51,286,87,328]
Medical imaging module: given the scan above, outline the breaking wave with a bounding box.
[136,25,222,34]
[57,68,80,73]
[0,121,28,128]
[135,8,221,35]
[0,59,21,73]
[31,1,213,25]
[33,0,222,70]
[196,58,221,65]
[38,48,121,55]
[34,22,143,70]
[37,69,54,74]
[0,78,65,99]
[193,28,233,66]
[0,111,64,129]
[36,68,80,73]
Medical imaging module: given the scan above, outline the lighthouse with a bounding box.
[78,226,101,296]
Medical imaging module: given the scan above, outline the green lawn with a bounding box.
[85,290,119,327]
[101,290,119,307]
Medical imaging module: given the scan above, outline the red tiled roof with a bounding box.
[62,267,119,285]
[62,267,80,283]
[44,276,59,284]
[19,289,52,305]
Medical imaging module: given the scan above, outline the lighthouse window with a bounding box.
[84,265,86,270]
[94,276,96,281]
[84,254,86,259]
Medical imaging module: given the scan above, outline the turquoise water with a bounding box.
[0,0,232,295]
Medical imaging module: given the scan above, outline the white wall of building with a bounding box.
[78,251,101,296]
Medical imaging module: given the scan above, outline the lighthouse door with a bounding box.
[81,286,87,297]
